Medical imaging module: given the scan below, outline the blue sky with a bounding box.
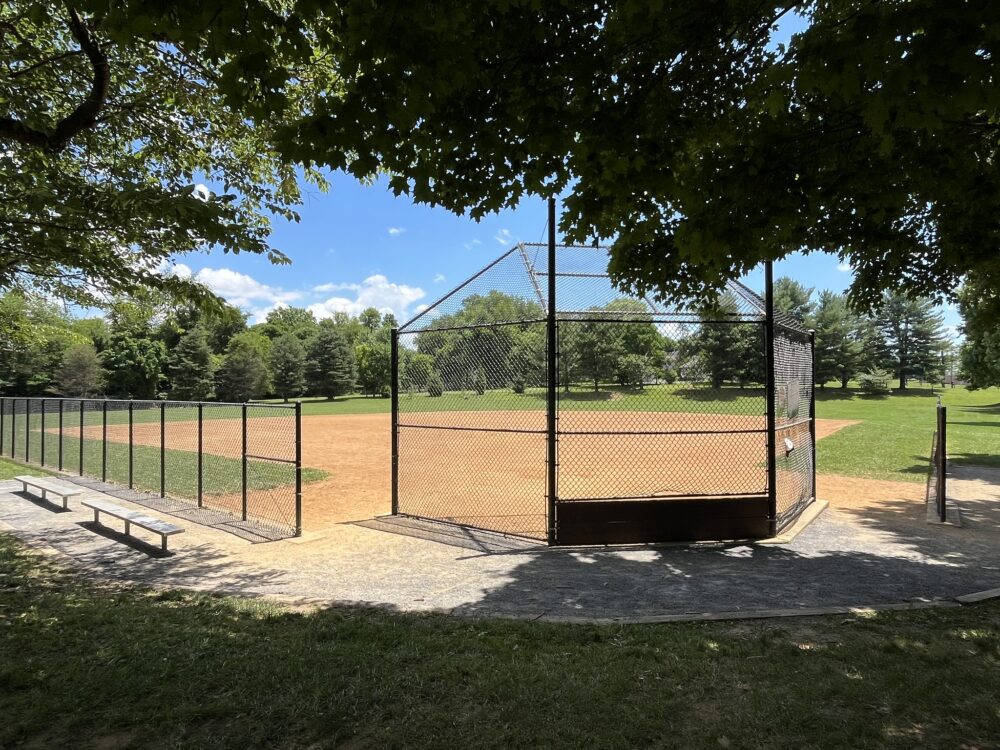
[171,171,961,339]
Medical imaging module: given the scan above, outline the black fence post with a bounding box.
[160,400,166,498]
[295,400,302,536]
[197,402,203,508]
[938,404,947,522]
[0,398,5,456]
[40,398,45,467]
[241,403,248,522]
[128,400,134,489]
[78,400,84,475]
[764,261,778,536]
[390,329,399,516]
[58,400,63,470]
[809,329,817,502]
[26,398,31,464]
[102,400,108,482]
[546,197,558,546]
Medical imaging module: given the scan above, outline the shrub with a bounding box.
[511,374,526,394]
[427,372,444,397]
[858,368,891,395]
[473,366,486,396]
[662,367,678,385]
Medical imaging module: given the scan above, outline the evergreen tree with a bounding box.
[958,279,1000,389]
[568,320,623,391]
[168,327,215,401]
[682,295,742,389]
[270,334,307,402]
[812,291,863,389]
[215,344,270,403]
[56,343,105,397]
[773,277,815,326]
[306,327,357,399]
[876,294,947,390]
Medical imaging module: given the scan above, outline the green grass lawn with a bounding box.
[815,386,1000,482]
[0,534,997,749]
[0,456,54,480]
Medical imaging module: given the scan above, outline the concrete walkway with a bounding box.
[1,470,998,622]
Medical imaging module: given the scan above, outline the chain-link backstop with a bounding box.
[0,398,302,539]
[391,243,815,545]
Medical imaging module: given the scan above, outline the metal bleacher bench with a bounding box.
[81,498,184,552]
[14,475,83,509]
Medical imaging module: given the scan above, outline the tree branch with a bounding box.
[0,7,110,152]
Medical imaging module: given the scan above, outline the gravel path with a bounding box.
[1,468,998,622]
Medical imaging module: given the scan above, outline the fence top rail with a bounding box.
[0,397,298,410]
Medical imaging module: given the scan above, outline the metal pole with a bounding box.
[58,400,63,470]
[939,405,947,522]
[26,398,31,464]
[546,197,558,545]
[295,400,302,536]
[78,400,84,476]
[128,400,133,489]
[101,401,108,482]
[809,330,817,502]
[764,261,778,535]
[390,329,399,516]
[1,398,5,456]
[40,398,45,467]
[197,402,203,508]
[241,403,248,521]
[160,400,166,497]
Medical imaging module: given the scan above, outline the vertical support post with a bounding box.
[390,329,399,516]
[26,398,31,464]
[295,400,302,536]
[1,398,5,457]
[197,402,204,508]
[58,400,63,470]
[546,197,558,546]
[809,330,817,502]
[241,402,248,521]
[78,400,84,476]
[159,400,166,498]
[101,401,108,482]
[764,261,778,536]
[127,400,133,489]
[40,398,46,467]
[938,404,947,522]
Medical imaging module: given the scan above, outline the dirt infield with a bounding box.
[86,413,859,536]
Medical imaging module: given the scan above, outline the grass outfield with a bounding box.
[0,534,996,749]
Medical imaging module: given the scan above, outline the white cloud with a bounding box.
[387,227,405,236]
[494,229,513,246]
[191,183,211,202]
[433,273,446,283]
[164,262,193,280]
[837,262,852,272]
[308,274,425,321]
[463,239,482,250]
[194,268,301,318]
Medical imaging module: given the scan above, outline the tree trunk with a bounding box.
[841,373,849,389]
[899,373,906,390]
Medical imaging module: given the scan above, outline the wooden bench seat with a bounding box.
[81,498,184,552]
[14,475,83,510]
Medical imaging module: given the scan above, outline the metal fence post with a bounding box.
[58,400,63,470]
[764,261,778,536]
[809,329,817,501]
[390,330,399,516]
[938,405,947,522]
[197,402,203,508]
[545,197,558,545]
[40,398,45,467]
[0,398,5,456]
[128,400,134,489]
[241,403,248,521]
[78,400,84,475]
[295,400,302,536]
[25,398,31,464]
[160,400,166,497]
[102,400,108,482]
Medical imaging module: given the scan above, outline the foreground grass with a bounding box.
[816,386,1000,482]
[0,535,997,749]
[0,456,53,480]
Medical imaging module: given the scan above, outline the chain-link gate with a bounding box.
[392,243,816,545]
[0,398,302,539]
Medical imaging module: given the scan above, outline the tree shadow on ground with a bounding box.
[670,387,765,402]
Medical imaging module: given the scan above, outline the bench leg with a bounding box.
[124,520,130,537]
[161,535,168,553]
[93,508,99,525]
[62,496,68,510]
[41,489,46,501]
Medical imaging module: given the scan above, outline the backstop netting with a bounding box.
[393,244,815,544]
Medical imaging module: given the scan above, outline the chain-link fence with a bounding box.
[392,244,816,544]
[0,397,301,538]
